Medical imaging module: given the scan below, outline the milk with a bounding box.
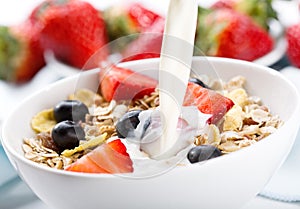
[145,0,198,159]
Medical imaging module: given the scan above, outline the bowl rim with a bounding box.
[2,56,300,179]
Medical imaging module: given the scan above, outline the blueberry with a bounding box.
[116,110,142,138]
[53,100,89,123]
[187,145,222,163]
[51,120,85,153]
[189,77,209,88]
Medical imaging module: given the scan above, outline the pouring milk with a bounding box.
[139,0,199,159]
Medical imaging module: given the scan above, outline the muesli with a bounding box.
[22,69,283,173]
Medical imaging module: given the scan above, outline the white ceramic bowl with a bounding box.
[2,57,300,209]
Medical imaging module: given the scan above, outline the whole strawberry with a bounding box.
[286,23,300,68]
[211,0,277,30]
[0,20,45,83]
[103,3,163,52]
[121,17,165,61]
[31,0,108,69]
[104,3,161,42]
[195,7,274,61]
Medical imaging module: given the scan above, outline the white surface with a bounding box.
[1,180,300,209]
[273,0,300,27]
[1,1,300,209]
[259,67,300,202]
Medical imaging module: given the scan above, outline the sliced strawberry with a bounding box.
[99,65,158,102]
[87,139,133,173]
[184,82,234,124]
[65,155,109,173]
[108,139,129,156]
[65,139,133,174]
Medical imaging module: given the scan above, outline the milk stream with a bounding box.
[151,0,198,159]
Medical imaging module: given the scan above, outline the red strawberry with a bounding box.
[211,0,235,10]
[0,20,45,83]
[128,3,162,31]
[286,23,300,68]
[211,0,277,30]
[65,155,109,173]
[184,82,234,124]
[107,139,129,156]
[65,139,133,174]
[121,17,164,61]
[99,65,158,102]
[103,2,162,42]
[195,8,274,61]
[103,4,139,44]
[31,0,108,69]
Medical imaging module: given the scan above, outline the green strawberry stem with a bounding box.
[194,7,227,56]
[103,6,139,52]
[234,0,277,30]
[103,6,139,42]
[0,26,21,81]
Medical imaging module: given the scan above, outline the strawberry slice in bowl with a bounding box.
[184,82,234,124]
[65,139,133,174]
[99,64,158,102]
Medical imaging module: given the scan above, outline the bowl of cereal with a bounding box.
[2,57,300,209]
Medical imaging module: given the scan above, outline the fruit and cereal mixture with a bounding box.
[22,66,283,174]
